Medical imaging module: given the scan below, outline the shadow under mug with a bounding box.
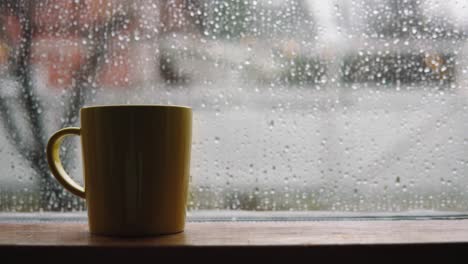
[46,105,192,236]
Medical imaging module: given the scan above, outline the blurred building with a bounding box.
[0,0,195,89]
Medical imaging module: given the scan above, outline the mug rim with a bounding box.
[81,104,191,110]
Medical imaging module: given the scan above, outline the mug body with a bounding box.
[80,105,192,236]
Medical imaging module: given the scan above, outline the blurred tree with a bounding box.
[0,0,132,210]
[368,0,425,38]
[367,0,463,39]
[0,0,201,210]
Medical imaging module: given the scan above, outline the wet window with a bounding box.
[1,0,468,212]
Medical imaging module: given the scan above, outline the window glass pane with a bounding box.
[1,0,468,212]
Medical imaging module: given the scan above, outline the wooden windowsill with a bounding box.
[1,219,468,262]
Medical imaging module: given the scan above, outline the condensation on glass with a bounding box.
[0,0,467,212]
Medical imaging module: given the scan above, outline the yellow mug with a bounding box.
[46,105,192,236]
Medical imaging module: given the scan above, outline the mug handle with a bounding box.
[46,127,85,199]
